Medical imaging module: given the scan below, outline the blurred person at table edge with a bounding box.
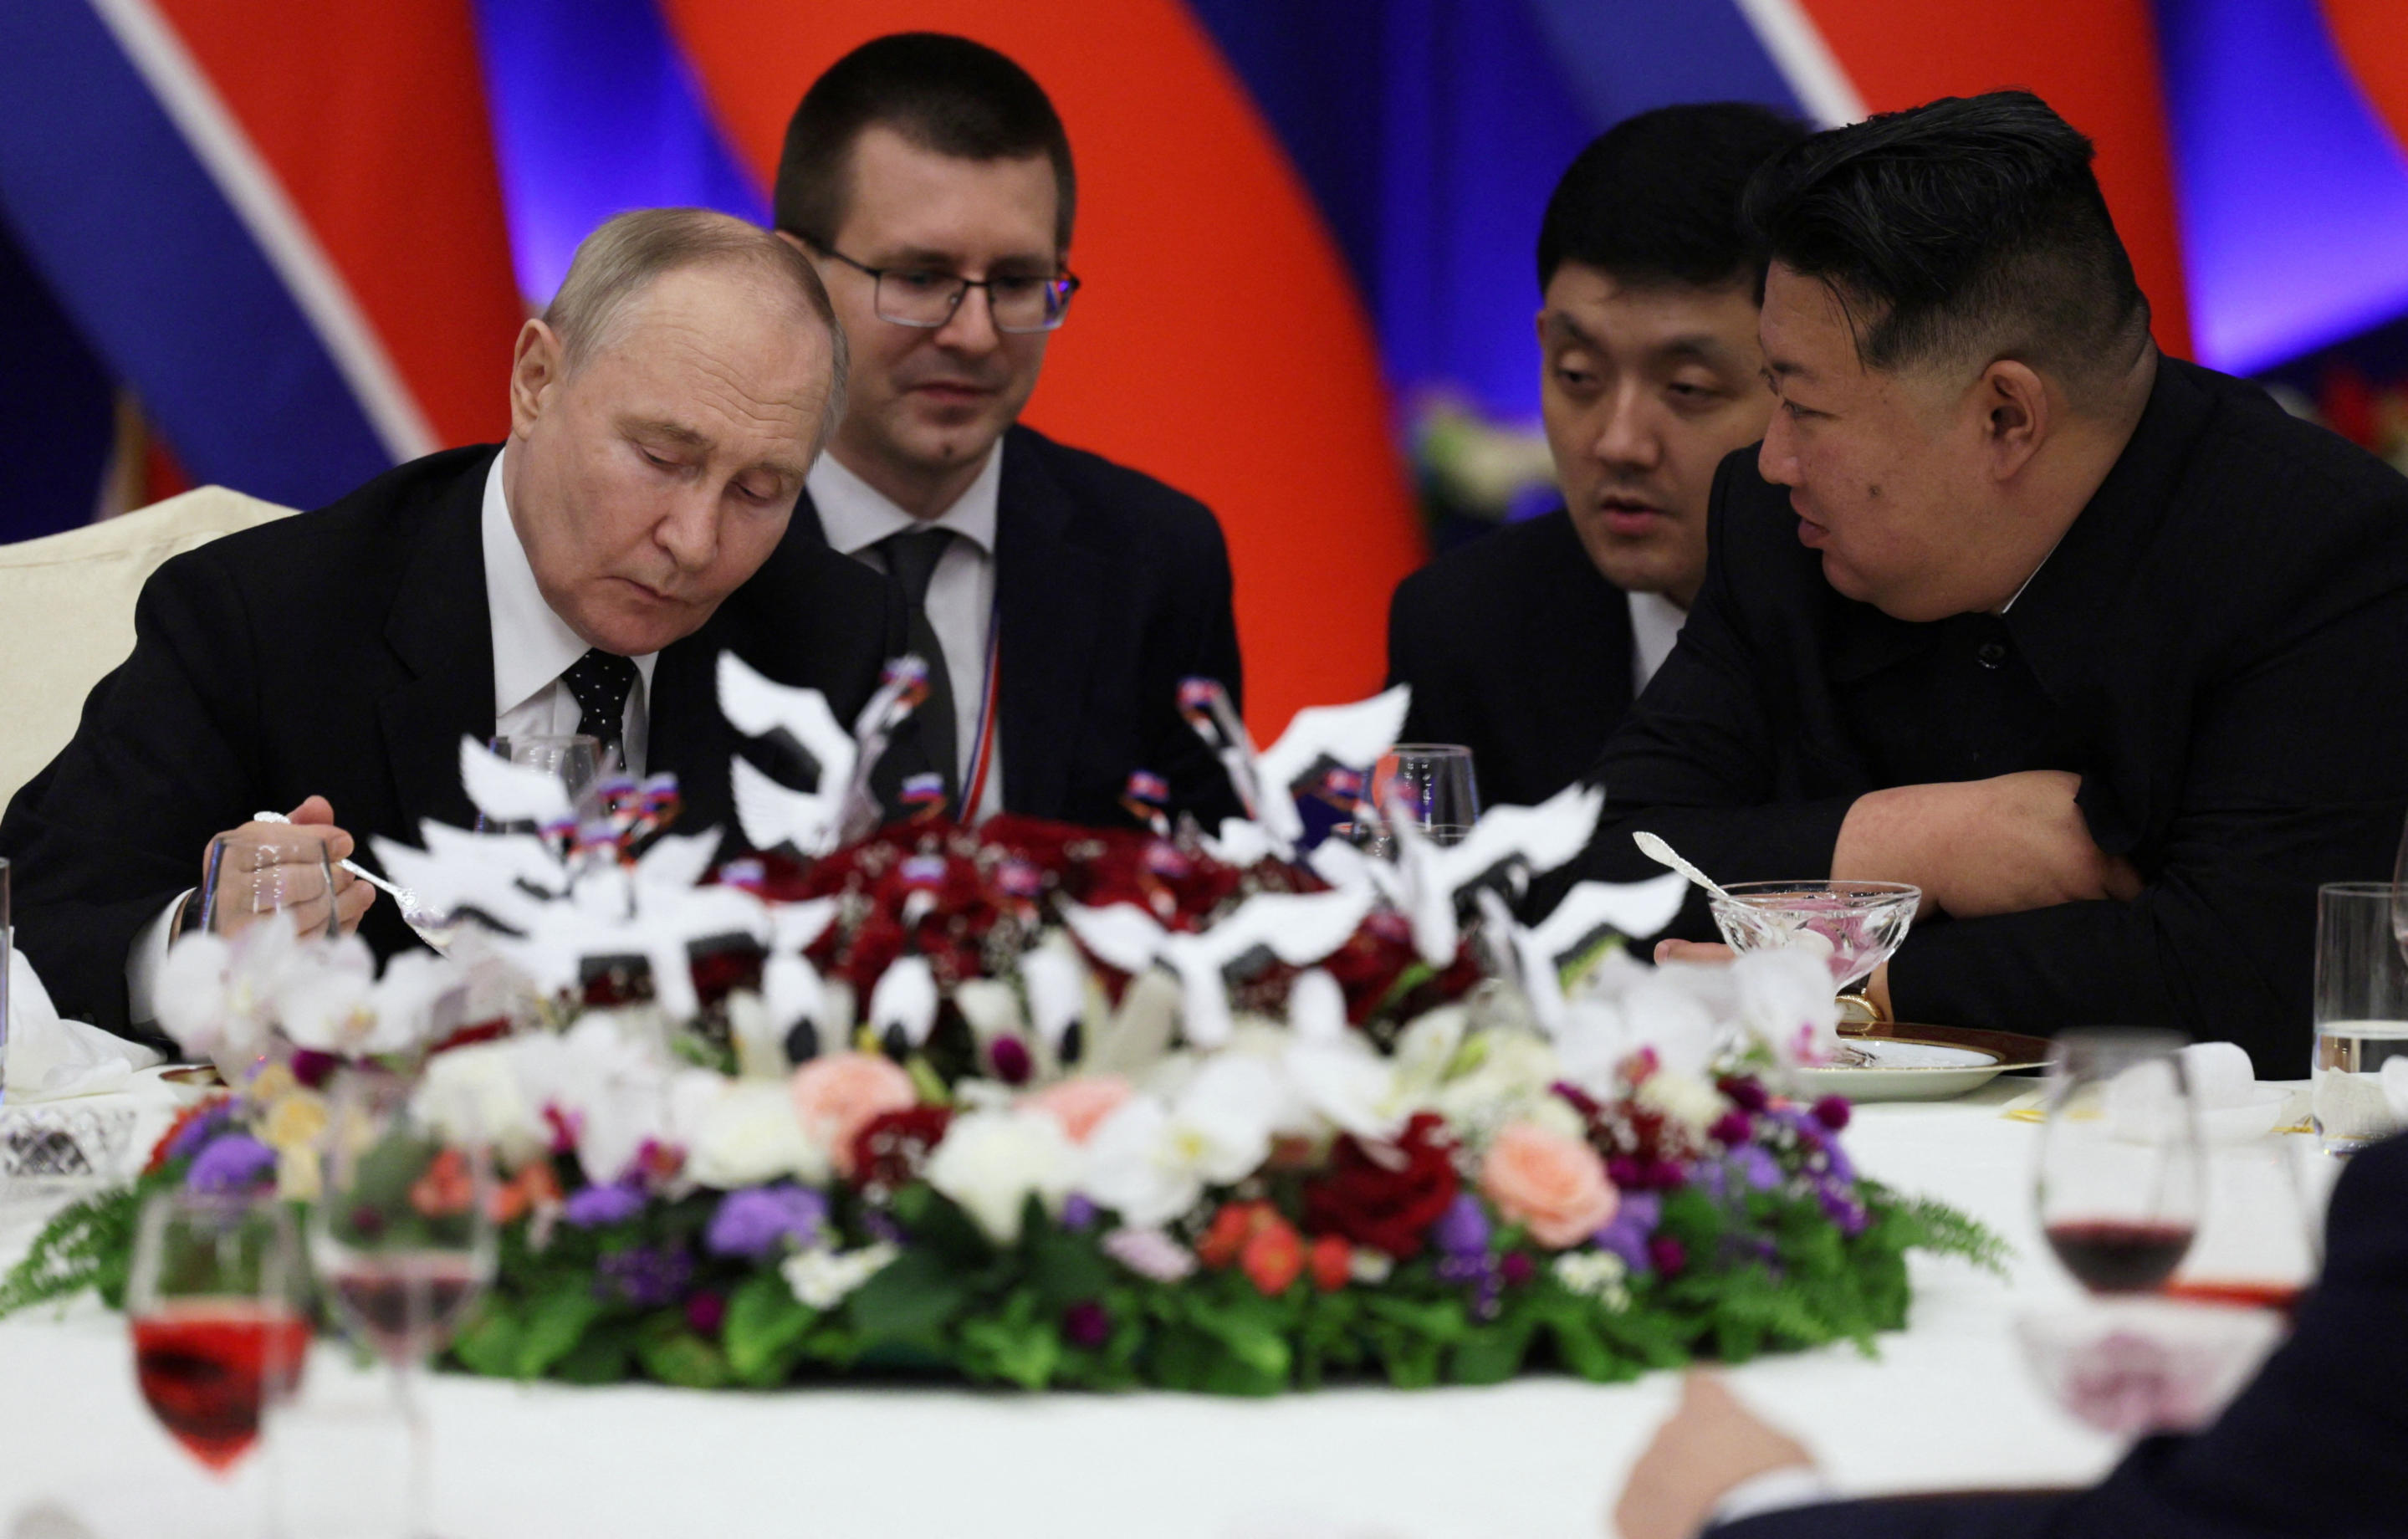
[1387,103,1807,809]
[1613,1128,2408,1538]
[0,209,897,1043]
[775,33,1242,829]
[1554,90,2408,1075]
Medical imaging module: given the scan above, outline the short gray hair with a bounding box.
[542,207,850,452]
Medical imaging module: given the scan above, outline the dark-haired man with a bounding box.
[1387,105,1806,810]
[775,33,1242,829]
[1567,90,2408,1071]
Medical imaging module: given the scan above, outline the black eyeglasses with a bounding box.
[810,243,1080,334]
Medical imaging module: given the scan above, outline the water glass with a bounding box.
[476,734,602,835]
[2311,882,2408,1155]
[200,836,340,939]
[2035,1028,2205,1295]
[1372,744,1480,844]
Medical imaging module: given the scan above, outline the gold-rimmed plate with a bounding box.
[1798,1022,2053,1102]
[159,1064,225,1090]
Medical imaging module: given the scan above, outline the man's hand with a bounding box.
[1613,1373,1815,1539]
[1833,770,2142,920]
[198,795,375,937]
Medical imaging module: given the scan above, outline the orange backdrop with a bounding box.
[657,0,1427,740]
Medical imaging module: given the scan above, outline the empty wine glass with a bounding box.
[314,1071,495,1533]
[200,836,340,939]
[1705,879,1920,994]
[127,1189,310,1478]
[473,733,601,835]
[1373,744,1480,846]
[2036,1028,2206,1295]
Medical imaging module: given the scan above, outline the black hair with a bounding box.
[1741,89,2150,396]
[775,33,1075,255]
[1536,102,1809,293]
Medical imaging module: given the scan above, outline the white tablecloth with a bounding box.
[0,1077,2209,1538]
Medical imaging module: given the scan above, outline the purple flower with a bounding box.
[1816,1182,1869,1236]
[1593,1192,1660,1272]
[1731,1145,1782,1193]
[989,1036,1033,1086]
[684,1291,727,1337]
[1061,1194,1100,1232]
[1811,1096,1853,1132]
[165,1102,238,1164]
[1648,1235,1688,1276]
[1433,1194,1490,1259]
[1718,1076,1770,1113]
[595,1244,693,1307]
[1500,1251,1536,1287]
[1697,1161,1729,1202]
[704,1184,827,1259]
[184,1134,276,1193]
[564,1179,647,1230]
[1709,1111,1752,1147]
[1061,1300,1111,1348]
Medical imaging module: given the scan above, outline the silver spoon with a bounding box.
[1632,831,1735,902]
[1630,831,1834,960]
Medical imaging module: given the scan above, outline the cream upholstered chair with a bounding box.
[0,486,299,810]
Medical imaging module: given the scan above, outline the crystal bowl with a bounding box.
[1706,879,1921,993]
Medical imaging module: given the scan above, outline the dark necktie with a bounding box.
[563,647,640,771]
[877,528,959,801]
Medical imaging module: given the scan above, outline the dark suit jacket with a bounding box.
[1713,1131,2408,1538]
[794,423,1245,830]
[1560,358,2408,1073]
[1386,508,1637,810]
[0,444,898,1038]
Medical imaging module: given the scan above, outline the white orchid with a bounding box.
[784,1243,899,1311]
[275,943,469,1057]
[1078,1054,1280,1227]
[412,1037,550,1162]
[154,915,309,1069]
[680,1077,826,1189]
[924,1107,1079,1243]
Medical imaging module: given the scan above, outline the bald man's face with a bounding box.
[504,264,836,656]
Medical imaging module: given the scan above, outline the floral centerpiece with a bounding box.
[0,667,1997,1393]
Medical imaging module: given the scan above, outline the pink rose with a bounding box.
[790,1053,917,1177]
[1479,1122,1618,1248]
[1022,1075,1132,1144]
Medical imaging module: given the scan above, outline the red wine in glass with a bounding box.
[2042,1219,2196,1293]
[130,1301,312,1473]
[326,1252,485,1362]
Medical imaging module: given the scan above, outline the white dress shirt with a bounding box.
[807,445,1005,821]
[126,450,658,1025]
[1628,589,1689,698]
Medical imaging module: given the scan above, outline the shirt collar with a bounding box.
[806,442,1002,556]
[481,447,658,718]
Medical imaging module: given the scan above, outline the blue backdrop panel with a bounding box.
[0,219,115,542]
[0,0,394,509]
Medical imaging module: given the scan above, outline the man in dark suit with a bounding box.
[1614,1132,2408,1538]
[773,33,1243,831]
[0,209,895,1040]
[1562,92,2408,1072]
[1386,105,1806,810]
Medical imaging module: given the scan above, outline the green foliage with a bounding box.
[0,1181,144,1317]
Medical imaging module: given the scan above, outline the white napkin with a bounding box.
[2180,1041,2256,1107]
[4,948,162,1101]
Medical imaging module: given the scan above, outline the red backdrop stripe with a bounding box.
[149,0,524,449]
[656,0,1426,739]
[1797,0,2194,361]
[2320,0,2408,164]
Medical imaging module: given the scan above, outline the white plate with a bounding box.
[1795,1025,2051,1102]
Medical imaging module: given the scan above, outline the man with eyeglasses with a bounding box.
[774,33,1244,830]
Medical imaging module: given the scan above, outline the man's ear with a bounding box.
[1980,359,2050,481]
[509,318,564,441]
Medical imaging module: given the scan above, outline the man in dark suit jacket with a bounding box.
[0,210,895,1040]
[1387,105,1806,810]
[1615,1132,2408,1539]
[1562,93,2408,1072]
[774,34,1243,831]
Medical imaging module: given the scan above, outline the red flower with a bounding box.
[1301,1112,1461,1258]
[1308,1234,1352,1291]
[1241,1215,1306,1296]
[846,1106,954,1196]
[1196,1199,1272,1270]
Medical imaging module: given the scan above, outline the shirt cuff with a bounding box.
[1705,1465,1833,1534]
[125,891,192,1029]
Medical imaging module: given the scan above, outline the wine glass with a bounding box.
[314,1071,495,1532]
[474,733,601,834]
[126,1189,310,1477]
[2165,1135,2324,1317]
[1706,879,1921,994]
[1373,744,1480,846]
[2036,1028,2206,1294]
[200,835,340,939]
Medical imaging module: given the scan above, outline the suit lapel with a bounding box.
[647,636,739,842]
[377,452,496,834]
[994,429,1102,817]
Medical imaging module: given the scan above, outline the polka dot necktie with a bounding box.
[877,528,959,802]
[562,647,640,770]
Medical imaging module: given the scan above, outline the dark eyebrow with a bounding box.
[877,246,1056,274]
[1540,310,1602,352]
[1763,356,1812,381]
